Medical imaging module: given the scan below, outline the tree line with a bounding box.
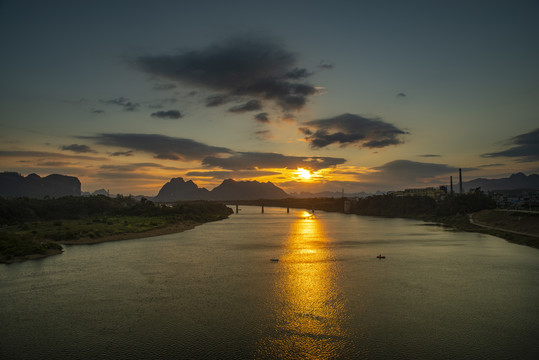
[0,195,233,225]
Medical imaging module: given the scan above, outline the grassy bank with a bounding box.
[0,197,233,263]
[467,210,538,249]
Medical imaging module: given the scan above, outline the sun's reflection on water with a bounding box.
[257,211,351,359]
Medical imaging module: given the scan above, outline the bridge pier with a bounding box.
[261,205,264,213]
[287,207,289,214]
[235,204,239,214]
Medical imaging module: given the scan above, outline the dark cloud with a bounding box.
[60,144,96,153]
[301,113,407,149]
[186,170,280,179]
[36,161,72,167]
[478,163,505,168]
[481,128,539,162]
[109,150,134,157]
[84,133,232,161]
[100,162,184,172]
[135,37,318,113]
[373,160,457,182]
[92,109,105,114]
[228,99,262,113]
[202,152,346,171]
[151,110,183,120]
[94,172,168,180]
[419,154,441,158]
[152,83,177,91]
[284,68,312,79]
[253,130,272,140]
[100,97,140,111]
[254,112,269,123]
[397,92,407,97]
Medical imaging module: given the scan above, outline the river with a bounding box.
[1,206,538,359]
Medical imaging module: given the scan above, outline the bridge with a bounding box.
[223,198,349,214]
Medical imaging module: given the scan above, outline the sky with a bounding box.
[1,0,538,196]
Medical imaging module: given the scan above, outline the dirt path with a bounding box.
[468,213,539,238]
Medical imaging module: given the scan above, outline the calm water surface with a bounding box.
[1,207,538,359]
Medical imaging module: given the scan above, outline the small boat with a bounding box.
[270,258,279,262]
[376,255,386,259]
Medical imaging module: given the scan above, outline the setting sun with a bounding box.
[297,168,312,180]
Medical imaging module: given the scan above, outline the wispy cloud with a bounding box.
[419,154,441,158]
[482,128,539,162]
[477,163,505,168]
[100,97,140,111]
[300,113,407,149]
[228,99,262,113]
[0,150,107,161]
[186,170,280,179]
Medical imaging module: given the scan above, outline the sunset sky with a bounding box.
[1,0,538,195]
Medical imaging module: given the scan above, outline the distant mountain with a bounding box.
[153,177,211,202]
[153,178,288,201]
[0,172,81,198]
[92,189,110,196]
[463,173,539,192]
[210,179,288,200]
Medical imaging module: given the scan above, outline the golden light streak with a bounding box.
[256,212,351,358]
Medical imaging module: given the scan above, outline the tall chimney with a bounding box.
[450,176,454,194]
[459,168,463,194]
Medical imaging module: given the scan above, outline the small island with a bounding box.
[0,195,233,263]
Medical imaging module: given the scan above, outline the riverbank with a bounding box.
[1,220,202,264]
[236,196,538,249]
[1,199,234,263]
[466,209,538,249]
[59,220,200,245]
[423,210,538,249]
[2,248,64,264]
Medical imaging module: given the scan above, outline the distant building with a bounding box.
[390,186,447,200]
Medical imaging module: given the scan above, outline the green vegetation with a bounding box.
[0,195,233,262]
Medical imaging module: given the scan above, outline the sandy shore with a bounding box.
[58,220,201,245]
